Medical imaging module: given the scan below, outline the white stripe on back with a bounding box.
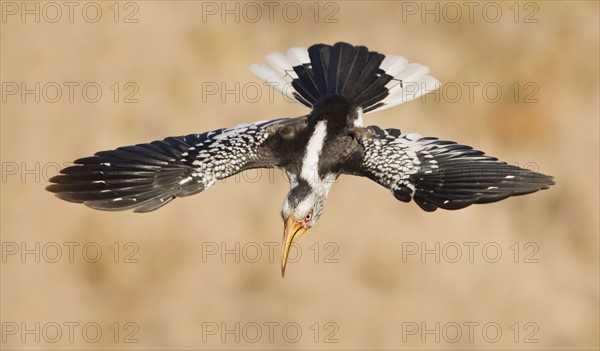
[301,121,327,185]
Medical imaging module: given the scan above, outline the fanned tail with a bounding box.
[249,42,440,114]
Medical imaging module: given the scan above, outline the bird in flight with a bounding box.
[47,42,554,276]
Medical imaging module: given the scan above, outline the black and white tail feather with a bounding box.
[249,42,439,113]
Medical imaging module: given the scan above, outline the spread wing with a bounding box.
[344,126,554,212]
[47,118,305,213]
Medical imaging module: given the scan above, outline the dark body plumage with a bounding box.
[48,42,554,215]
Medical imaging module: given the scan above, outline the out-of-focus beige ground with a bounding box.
[1,1,598,350]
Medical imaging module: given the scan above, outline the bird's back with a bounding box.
[250,42,441,179]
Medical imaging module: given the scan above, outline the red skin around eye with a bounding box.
[301,210,313,227]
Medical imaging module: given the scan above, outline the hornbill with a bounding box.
[46,42,554,276]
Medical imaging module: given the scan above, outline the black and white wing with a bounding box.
[248,42,439,114]
[47,119,295,213]
[345,126,554,212]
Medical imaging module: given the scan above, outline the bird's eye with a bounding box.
[305,213,312,220]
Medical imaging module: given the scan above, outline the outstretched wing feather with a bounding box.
[345,126,554,211]
[47,118,293,212]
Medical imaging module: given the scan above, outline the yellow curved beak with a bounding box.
[281,215,308,277]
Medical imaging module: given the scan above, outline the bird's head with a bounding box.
[280,183,329,276]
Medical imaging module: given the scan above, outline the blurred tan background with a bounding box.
[1,1,598,349]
